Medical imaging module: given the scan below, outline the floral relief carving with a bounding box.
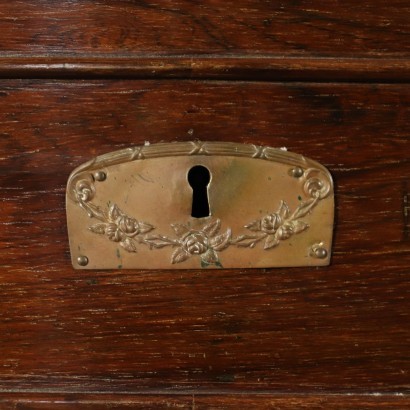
[68,142,333,268]
[74,178,324,267]
[145,219,231,267]
[88,204,154,253]
[232,197,318,250]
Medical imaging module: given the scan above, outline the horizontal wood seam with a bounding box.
[0,56,409,82]
[0,390,409,396]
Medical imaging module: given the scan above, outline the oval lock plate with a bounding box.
[66,141,334,269]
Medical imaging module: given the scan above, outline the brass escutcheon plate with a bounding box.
[66,141,334,269]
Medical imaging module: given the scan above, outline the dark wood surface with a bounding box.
[0,0,409,81]
[1,393,410,409]
[1,55,410,82]
[0,81,409,406]
[1,0,408,56]
[0,0,409,407]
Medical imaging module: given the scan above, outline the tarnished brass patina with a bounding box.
[66,141,334,269]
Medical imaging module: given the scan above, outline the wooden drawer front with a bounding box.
[0,1,409,82]
[1,81,409,403]
[1,1,408,56]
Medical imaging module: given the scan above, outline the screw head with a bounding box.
[312,246,328,259]
[290,167,304,178]
[94,171,106,181]
[77,255,89,266]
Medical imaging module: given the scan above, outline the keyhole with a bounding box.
[187,165,211,218]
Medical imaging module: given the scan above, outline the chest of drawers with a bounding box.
[0,1,409,408]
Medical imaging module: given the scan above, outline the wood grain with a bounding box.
[0,56,409,82]
[1,1,409,406]
[1,393,410,409]
[0,0,408,81]
[0,81,409,397]
[1,0,408,56]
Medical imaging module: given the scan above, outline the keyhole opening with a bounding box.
[187,165,211,218]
